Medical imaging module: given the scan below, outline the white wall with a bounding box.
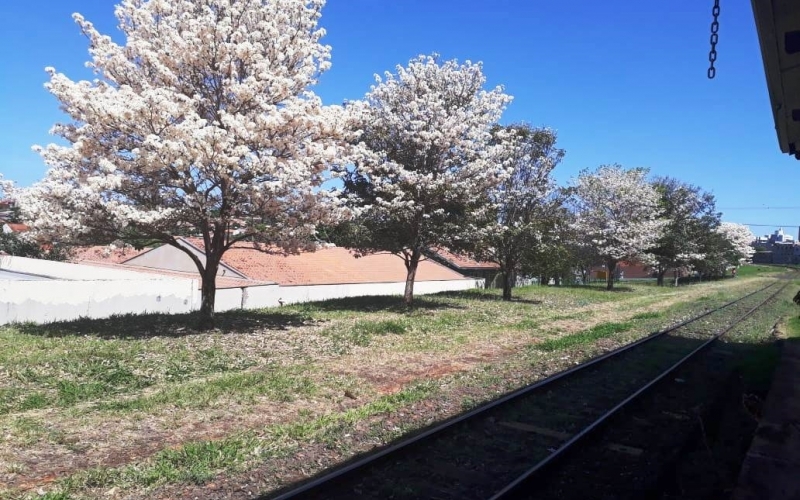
[240,283,282,308]
[0,255,177,281]
[240,278,483,310]
[127,242,245,278]
[214,287,244,312]
[0,256,198,325]
[0,279,196,325]
[0,255,482,324]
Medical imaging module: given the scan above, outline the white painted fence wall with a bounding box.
[0,279,197,324]
[218,278,483,311]
[0,256,198,325]
[256,279,482,308]
[1,256,484,325]
[0,255,180,281]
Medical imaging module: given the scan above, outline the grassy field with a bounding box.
[0,273,792,499]
[735,263,787,278]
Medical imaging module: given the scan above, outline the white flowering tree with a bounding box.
[571,165,666,290]
[523,210,600,286]
[717,222,756,263]
[339,55,512,306]
[649,177,721,286]
[468,124,564,300]
[17,0,352,329]
[691,222,754,278]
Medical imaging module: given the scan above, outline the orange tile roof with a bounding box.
[191,240,470,286]
[3,223,29,233]
[72,245,151,264]
[73,239,469,287]
[428,247,501,270]
[69,259,267,289]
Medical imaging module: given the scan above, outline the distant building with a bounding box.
[751,227,800,264]
[424,247,502,287]
[73,238,478,291]
[753,227,794,249]
[590,261,664,281]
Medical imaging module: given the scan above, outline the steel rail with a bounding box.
[268,280,781,500]
[488,281,789,500]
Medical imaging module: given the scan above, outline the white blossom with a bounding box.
[717,222,755,262]
[17,0,353,327]
[571,164,667,289]
[469,124,564,299]
[342,55,512,304]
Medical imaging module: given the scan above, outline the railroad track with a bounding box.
[265,279,789,500]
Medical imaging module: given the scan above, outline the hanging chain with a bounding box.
[708,0,720,79]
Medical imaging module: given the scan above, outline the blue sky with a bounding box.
[0,0,797,238]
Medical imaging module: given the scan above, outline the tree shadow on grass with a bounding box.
[289,294,464,314]
[12,294,464,339]
[558,284,637,293]
[436,290,543,305]
[14,309,314,340]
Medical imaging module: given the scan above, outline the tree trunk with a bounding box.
[198,254,221,330]
[606,259,617,290]
[673,269,680,287]
[656,269,666,287]
[502,272,513,301]
[554,276,561,287]
[501,258,516,301]
[403,250,421,306]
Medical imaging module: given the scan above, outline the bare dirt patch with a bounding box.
[340,348,506,395]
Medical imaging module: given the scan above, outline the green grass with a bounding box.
[786,315,800,338]
[354,319,408,336]
[52,381,437,495]
[36,493,72,500]
[535,321,635,352]
[735,264,786,278]
[1,277,777,499]
[96,368,316,413]
[721,289,798,391]
[513,318,539,330]
[630,311,663,321]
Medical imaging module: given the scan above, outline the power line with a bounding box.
[719,207,800,210]
[741,223,799,227]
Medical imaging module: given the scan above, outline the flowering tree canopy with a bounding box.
[339,55,512,305]
[571,164,665,289]
[717,222,755,262]
[691,222,755,277]
[16,0,351,328]
[468,124,564,300]
[649,177,721,286]
[0,175,9,200]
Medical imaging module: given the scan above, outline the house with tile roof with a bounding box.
[590,261,655,281]
[425,247,502,287]
[72,238,481,311]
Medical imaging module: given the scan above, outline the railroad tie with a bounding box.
[499,421,644,456]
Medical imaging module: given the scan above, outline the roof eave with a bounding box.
[751,0,800,159]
